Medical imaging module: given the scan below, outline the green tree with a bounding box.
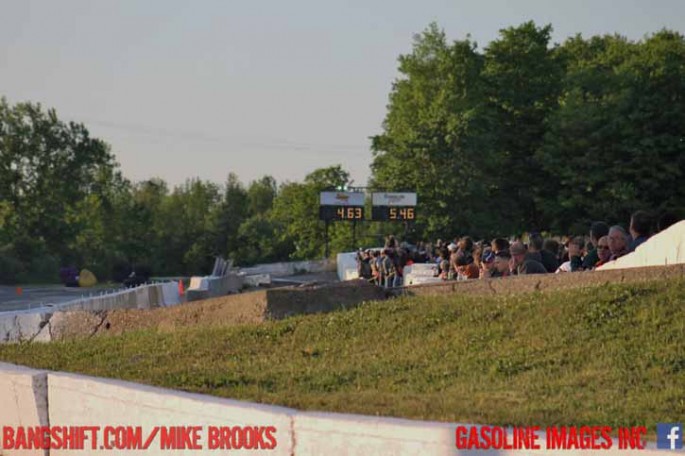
[538,31,685,232]
[271,165,352,259]
[371,24,496,239]
[0,99,119,279]
[482,21,563,232]
[213,173,249,259]
[155,179,221,275]
[247,176,277,216]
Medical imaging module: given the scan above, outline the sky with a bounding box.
[1,0,684,188]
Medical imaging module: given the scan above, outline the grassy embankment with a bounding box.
[0,278,683,429]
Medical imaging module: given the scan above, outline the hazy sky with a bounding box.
[2,0,683,188]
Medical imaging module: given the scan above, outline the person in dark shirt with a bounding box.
[543,239,562,264]
[629,210,652,252]
[657,211,680,232]
[509,242,547,275]
[528,234,558,273]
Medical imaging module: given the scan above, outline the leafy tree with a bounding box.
[213,173,249,259]
[371,24,496,239]
[482,21,563,233]
[539,30,685,232]
[0,98,118,278]
[154,179,220,275]
[272,165,352,259]
[247,176,277,216]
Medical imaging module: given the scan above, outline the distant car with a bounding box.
[59,267,80,287]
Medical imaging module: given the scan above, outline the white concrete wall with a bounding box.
[294,412,665,456]
[0,363,669,456]
[244,274,271,287]
[0,282,182,344]
[336,252,359,281]
[48,372,295,456]
[240,260,335,277]
[160,281,181,307]
[599,220,685,270]
[0,310,52,343]
[187,274,245,301]
[295,412,459,456]
[0,362,49,456]
[60,282,180,312]
[403,263,442,286]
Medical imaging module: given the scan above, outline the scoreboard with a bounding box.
[319,191,417,222]
[319,192,365,221]
[371,192,417,221]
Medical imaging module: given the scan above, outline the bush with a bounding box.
[17,253,60,284]
[111,260,133,283]
[0,247,22,285]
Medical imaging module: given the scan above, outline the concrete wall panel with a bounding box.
[0,362,49,456]
[47,372,295,455]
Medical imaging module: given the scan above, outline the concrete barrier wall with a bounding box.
[160,281,181,307]
[187,274,245,302]
[293,412,664,456]
[0,282,181,344]
[336,252,359,281]
[0,362,49,456]
[62,282,180,312]
[0,363,667,455]
[0,309,53,343]
[240,259,335,277]
[47,372,295,455]
[403,263,442,286]
[244,274,271,287]
[294,412,459,455]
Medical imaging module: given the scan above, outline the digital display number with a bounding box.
[319,205,365,221]
[372,206,416,221]
[389,207,415,220]
[337,206,363,220]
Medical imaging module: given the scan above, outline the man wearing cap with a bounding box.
[509,241,547,275]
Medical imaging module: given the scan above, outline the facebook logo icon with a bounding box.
[657,423,683,450]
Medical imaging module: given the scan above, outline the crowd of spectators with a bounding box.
[356,210,680,288]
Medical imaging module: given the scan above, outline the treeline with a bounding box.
[0,98,365,283]
[371,22,685,239]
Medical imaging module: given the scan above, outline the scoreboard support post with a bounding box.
[352,220,357,250]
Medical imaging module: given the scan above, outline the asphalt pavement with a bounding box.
[0,285,120,312]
